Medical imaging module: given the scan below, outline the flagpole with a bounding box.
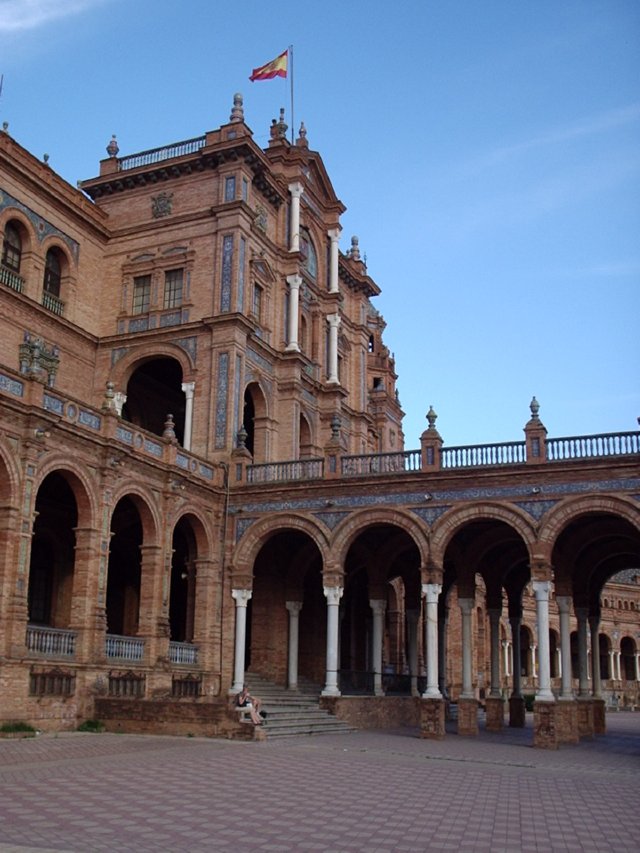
[289,45,294,143]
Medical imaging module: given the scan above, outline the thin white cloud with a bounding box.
[0,0,104,32]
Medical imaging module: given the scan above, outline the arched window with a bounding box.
[300,229,317,280]
[2,222,22,271]
[43,248,62,297]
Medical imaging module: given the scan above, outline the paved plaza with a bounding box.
[0,713,638,852]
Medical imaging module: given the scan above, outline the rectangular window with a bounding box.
[132,275,151,314]
[164,268,183,309]
[225,176,236,202]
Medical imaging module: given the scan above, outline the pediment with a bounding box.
[250,255,276,283]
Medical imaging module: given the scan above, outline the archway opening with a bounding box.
[123,357,185,444]
[106,497,143,637]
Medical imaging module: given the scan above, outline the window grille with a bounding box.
[172,674,202,698]
[30,667,75,696]
[108,671,146,697]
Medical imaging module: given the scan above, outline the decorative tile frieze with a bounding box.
[411,506,451,526]
[0,372,24,397]
[247,346,274,374]
[220,235,233,312]
[176,337,197,361]
[313,511,351,530]
[214,352,229,449]
[235,517,256,542]
[515,500,559,521]
[42,393,64,415]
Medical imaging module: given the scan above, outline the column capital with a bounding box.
[487,607,502,619]
[532,579,551,600]
[286,600,303,615]
[422,583,442,603]
[458,597,475,615]
[324,586,344,605]
[328,227,341,241]
[231,588,252,607]
[369,598,387,615]
[288,181,303,198]
[181,381,195,397]
[286,273,302,290]
[556,595,572,614]
[326,312,341,328]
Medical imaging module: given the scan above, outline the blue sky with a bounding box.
[1,0,639,448]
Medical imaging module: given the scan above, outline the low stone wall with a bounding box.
[94,697,261,741]
[319,695,420,728]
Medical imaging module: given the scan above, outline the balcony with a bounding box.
[0,265,24,293]
[26,624,76,657]
[42,290,65,316]
[105,634,145,662]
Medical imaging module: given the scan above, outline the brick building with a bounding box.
[0,97,638,746]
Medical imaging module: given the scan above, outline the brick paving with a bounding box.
[0,714,638,852]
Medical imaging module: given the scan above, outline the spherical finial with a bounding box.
[230,92,244,123]
[350,236,360,261]
[106,134,119,158]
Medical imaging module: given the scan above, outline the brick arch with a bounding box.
[329,507,429,571]
[230,513,330,582]
[109,343,196,390]
[0,207,37,251]
[169,509,213,557]
[40,234,75,271]
[108,484,161,544]
[539,495,640,548]
[430,502,537,567]
[32,457,97,528]
[0,438,22,503]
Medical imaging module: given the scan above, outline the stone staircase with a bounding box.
[243,674,357,739]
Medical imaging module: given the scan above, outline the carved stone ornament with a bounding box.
[151,192,174,219]
[19,331,60,387]
[253,204,267,232]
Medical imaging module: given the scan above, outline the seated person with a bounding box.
[236,684,263,725]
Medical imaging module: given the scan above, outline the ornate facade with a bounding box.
[0,97,638,746]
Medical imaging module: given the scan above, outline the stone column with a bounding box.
[589,615,602,698]
[556,596,574,700]
[231,588,252,694]
[533,581,554,701]
[406,608,419,697]
[322,586,343,696]
[485,607,504,732]
[137,543,165,664]
[328,228,340,293]
[502,640,511,678]
[555,595,578,744]
[286,601,303,690]
[509,614,525,727]
[285,274,301,352]
[288,182,303,252]
[181,381,195,451]
[422,584,442,698]
[458,597,478,736]
[438,604,449,699]
[327,313,341,384]
[370,599,386,696]
[615,651,622,682]
[635,653,640,682]
[575,606,594,737]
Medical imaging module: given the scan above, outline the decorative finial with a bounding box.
[102,381,116,412]
[43,153,49,164]
[426,406,438,429]
[163,414,177,441]
[529,396,540,421]
[330,413,341,440]
[296,122,308,148]
[237,424,247,449]
[349,236,360,261]
[106,134,119,158]
[230,93,244,123]
[275,107,288,139]
[1,122,8,133]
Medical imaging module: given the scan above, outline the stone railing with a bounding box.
[441,441,527,469]
[169,641,198,666]
[247,458,324,483]
[42,290,65,316]
[105,634,145,662]
[118,136,206,171]
[342,449,422,477]
[26,624,76,657]
[0,265,24,293]
[546,432,640,461]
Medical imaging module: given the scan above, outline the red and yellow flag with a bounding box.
[249,49,288,82]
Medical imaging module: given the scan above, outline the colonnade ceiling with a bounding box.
[552,512,640,608]
[344,524,421,595]
[253,529,323,594]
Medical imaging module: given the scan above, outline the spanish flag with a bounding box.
[249,49,288,82]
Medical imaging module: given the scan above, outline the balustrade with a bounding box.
[247,458,324,484]
[105,634,145,661]
[26,624,76,657]
[441,441,526,469]
[341,449,421,477]
[169,641,198,665]
[42,290,65,316]
[118,136,206,171]
[0,266,24,293]
[547,431,639,461]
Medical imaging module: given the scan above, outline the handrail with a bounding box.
[441,441,526,469]
[118,136,206,171]
[26,624,76,656]
[169,641,198,665]
[546,431,639,461]
[106,633,144,661]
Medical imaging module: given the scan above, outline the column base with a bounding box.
[556,698,579,744]
[509,695,526,728]
[592,698,606,735]
[457,697,478,736]
[533,700,558,749]
[419,697,445,740]
[485,696,505,732]
[577,696,595,739]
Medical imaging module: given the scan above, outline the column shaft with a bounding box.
[322,586,343,696]
[181,381,195,451]
[533,580,554,701]
[488,608,502,697]
[231,589,252,693]
[459,598,474,698]
[556,596,573,699]
[286,601,303,690]
[370,599,386,696]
